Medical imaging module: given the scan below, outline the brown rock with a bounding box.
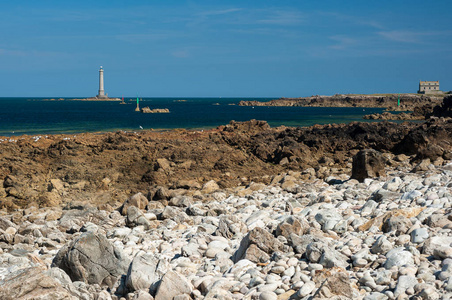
[313,269,354,299]
[201,180,220,194]
[0,266,76,300]
[426,213,452,228]
[156,158,172,172]
[276,216,309,239]
[358,207,425,232]
[232,227,283,263]
[121,192,149,215]
[351,149,386,182]
[382,215,413,234]
[411,159,433,173]
[244,244,271,263]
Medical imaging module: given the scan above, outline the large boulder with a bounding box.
[121,192,149,215]
[275,216,309,239]
[351,149,386,182]
[126,253,169,295]
[0,266,76,300]
[154,270,192,300]
[232,227,283,263]
[126,206,151,229]
[51,232,130,288]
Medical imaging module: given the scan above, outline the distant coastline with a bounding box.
[70,97,121,101]
[238,93,447,111]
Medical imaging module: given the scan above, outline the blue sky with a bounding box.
[0,0,451,97]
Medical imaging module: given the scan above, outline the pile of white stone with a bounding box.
[0,161,451,300]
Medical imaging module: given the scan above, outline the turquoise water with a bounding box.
[0,97,385,136]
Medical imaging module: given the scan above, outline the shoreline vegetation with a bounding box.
[0,95,451,299]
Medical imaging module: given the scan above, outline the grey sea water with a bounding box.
[0,97,385,136]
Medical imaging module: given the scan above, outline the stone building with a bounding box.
[418,81,440,94]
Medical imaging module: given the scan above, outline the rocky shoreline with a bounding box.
[1,111,452,298]
[363,112,425,121]
[0,149,451,299]
[363,96,452,121]
[2,117,452,212]
[238,94,446,112]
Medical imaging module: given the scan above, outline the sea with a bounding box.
[0,97,386,137]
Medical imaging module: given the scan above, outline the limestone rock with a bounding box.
[154,270,192,300]
[215,215,247,239]
[51,232,130,288]
[411,228,429,244]
[0,266,76,300]
[126,253,169,294]
[126,206,150,229]
[290,234,325,255]
[384,247,414,269]
[306,242,348,269]
[422,236,452,256]
[168,195,193,208]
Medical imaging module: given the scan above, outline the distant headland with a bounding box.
[238,93,448,111]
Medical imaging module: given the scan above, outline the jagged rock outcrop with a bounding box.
[1,118,452,210]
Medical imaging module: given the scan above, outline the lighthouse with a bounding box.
[97,66,107,99]
[84,66,120,100]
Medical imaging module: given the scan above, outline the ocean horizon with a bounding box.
[0,97,385,137]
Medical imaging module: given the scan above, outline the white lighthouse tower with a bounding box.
[97,66,107,99]
[85,66,119,100]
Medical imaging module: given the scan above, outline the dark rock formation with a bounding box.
[363,111,424,120]
[351,149,386,182]
[429,95,452,118]
[1,118,452,210]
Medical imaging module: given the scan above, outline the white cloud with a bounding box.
[197,8,243,17]
[378,30,452,43]
[328,35,358,50]
[255,10,304,25]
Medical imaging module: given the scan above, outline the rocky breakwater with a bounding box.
[0,155,452,299]
[238,94,444,110]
